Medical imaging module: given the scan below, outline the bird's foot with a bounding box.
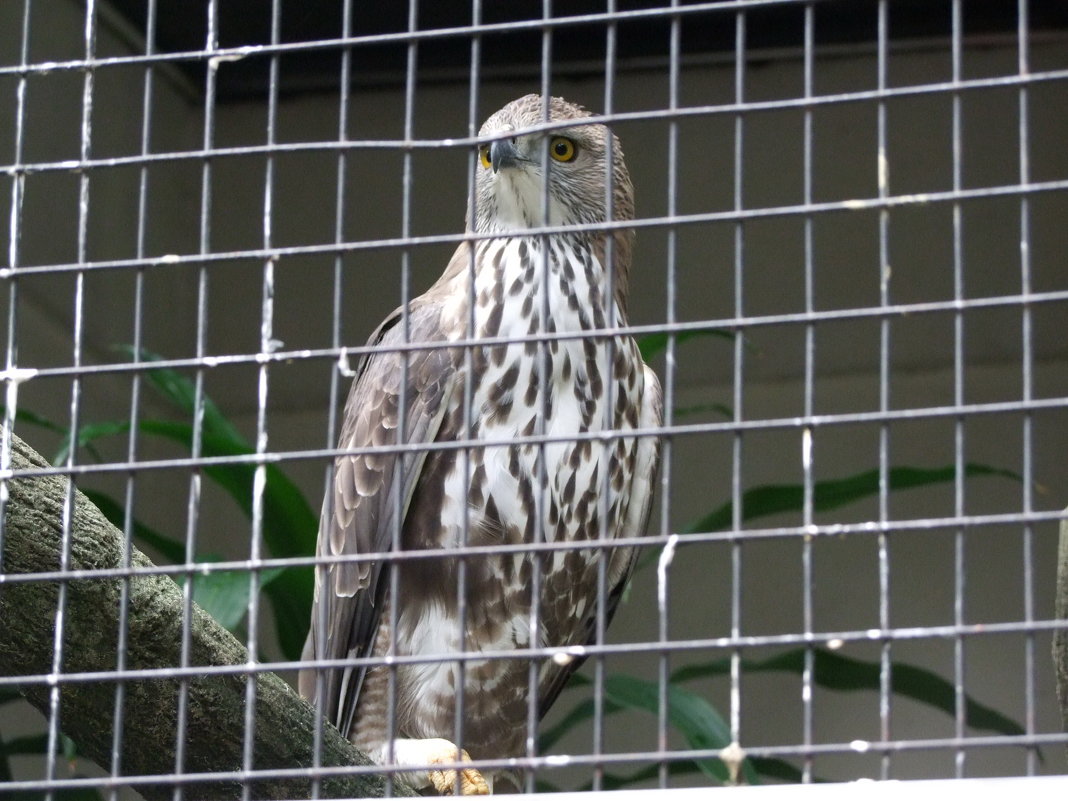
[378,738,489,795]
[423,739,488,796]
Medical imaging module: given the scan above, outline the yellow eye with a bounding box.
[549,137,576,162]
[479,146,491,169]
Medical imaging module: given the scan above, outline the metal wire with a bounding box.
[728,2,747,782]
[43,4,97,799]
[1016,0,1038,777]
[876,0,893,780]
[949,0,967,780]
[307,0,354,795]
[1,0,1067,797]
[107,1,157,796]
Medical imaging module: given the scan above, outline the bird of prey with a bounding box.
[299,94,662,795]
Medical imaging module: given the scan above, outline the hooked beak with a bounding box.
[489,139,521,173]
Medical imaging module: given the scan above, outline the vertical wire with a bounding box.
[0,0,33,570]
[875,0,893,780]
[240,1,283,795]
[654,0,681,789]
[454,0,483,787]
[799,1,816,784]
[175,3,220,797]
[729,7,747,765]
[590,2,621,792]
[311,1,354,795]
[383,0,419,792]
[1015,0,1037,775]
[524,7,553,792]
[949,0,967,780]
[46,3,97,796]
[109,1,158,795]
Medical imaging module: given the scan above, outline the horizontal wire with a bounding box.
[4,613,1066,692]
[5,394,1066,484]
[1,730,1066,795]
[0,0,991,80]
[5,285,1068,381]
[3,2,1063,788]
[5,65,1068,178]
[5,176,1068,277]
[3,506,1065,589]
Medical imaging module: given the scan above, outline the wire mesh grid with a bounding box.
[1,0,1067,797]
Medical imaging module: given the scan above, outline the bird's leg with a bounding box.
[374,738,490,795]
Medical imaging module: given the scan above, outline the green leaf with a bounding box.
[638,328,734,362]
[674,401,734,420]
[0,405,68,436]
[592,759,808,790]
[671,647,1026,738]
[749,757,812,783]
[60,733,78,761]
[137,421,316,556]
[545,647,1024,789]
[0,404,107,464]
[86,488,285,634]
[603,674,758,784]
[592,761,703,790]
[138,420,316,659]
[180,556,285,632]
[116,345,248,448]
[684,463,1020,534]
[0,737,12,784]
[539,696,623,753]
[52,421,129,467]
[73,416,315,659]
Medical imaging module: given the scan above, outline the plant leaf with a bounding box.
[591,758,807,789]
[749,757,812,783]
[590,761,702,790]
[85,489,285,634]
[684,463,1020,534]
[674,401,734,420]
[73,417,316,659]
[539,696,623,753]
[0,404,108,464]
[603,674,758,784]
[0,739,10,783]
[136,421,317,557]
[132,420,317,659]
[51,420,128,467]
[1,733,53,756]
[0,405,68,436]
[638,328,734,362]
[671,647,1026,738]
[115,346,248,448]
[180,556,285,632]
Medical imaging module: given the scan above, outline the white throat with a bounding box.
[490,169,568,231]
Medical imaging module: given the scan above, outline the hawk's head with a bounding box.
[470,94,634,235]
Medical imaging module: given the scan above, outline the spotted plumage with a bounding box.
[299,94,662,795]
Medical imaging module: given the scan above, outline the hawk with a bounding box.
[299,94,662,795]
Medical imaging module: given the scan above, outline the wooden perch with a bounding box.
[0,431,412,799]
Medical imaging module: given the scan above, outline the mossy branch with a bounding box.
[0,431,411,799]
[1054,509,1068,755]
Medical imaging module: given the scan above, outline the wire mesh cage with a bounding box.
[1,0,1067,798]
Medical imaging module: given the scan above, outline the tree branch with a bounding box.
[0,432,412,799]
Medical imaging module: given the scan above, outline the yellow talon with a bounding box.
[427,746,489,796]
